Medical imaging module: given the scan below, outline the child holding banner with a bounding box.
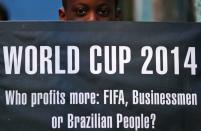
[59,0,120,21]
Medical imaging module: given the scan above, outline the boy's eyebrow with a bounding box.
[96,3,115,9]
[71,3,88,6]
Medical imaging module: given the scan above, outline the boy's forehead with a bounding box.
[66,0,116,6]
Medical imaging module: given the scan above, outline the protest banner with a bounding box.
[0,22,200,131]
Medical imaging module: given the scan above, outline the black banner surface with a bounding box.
[0,22,201,131]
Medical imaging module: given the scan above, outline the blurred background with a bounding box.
[0,0,201,22]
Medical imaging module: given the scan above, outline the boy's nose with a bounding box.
[87,12,98,21]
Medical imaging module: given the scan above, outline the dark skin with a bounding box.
[59,0,119,21]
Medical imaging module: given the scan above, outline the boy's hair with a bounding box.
[62,0,119,9]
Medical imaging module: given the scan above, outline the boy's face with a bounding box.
[59,0,117,21]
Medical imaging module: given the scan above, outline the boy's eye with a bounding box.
[97,6,111,17]
[76,7,88,17]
